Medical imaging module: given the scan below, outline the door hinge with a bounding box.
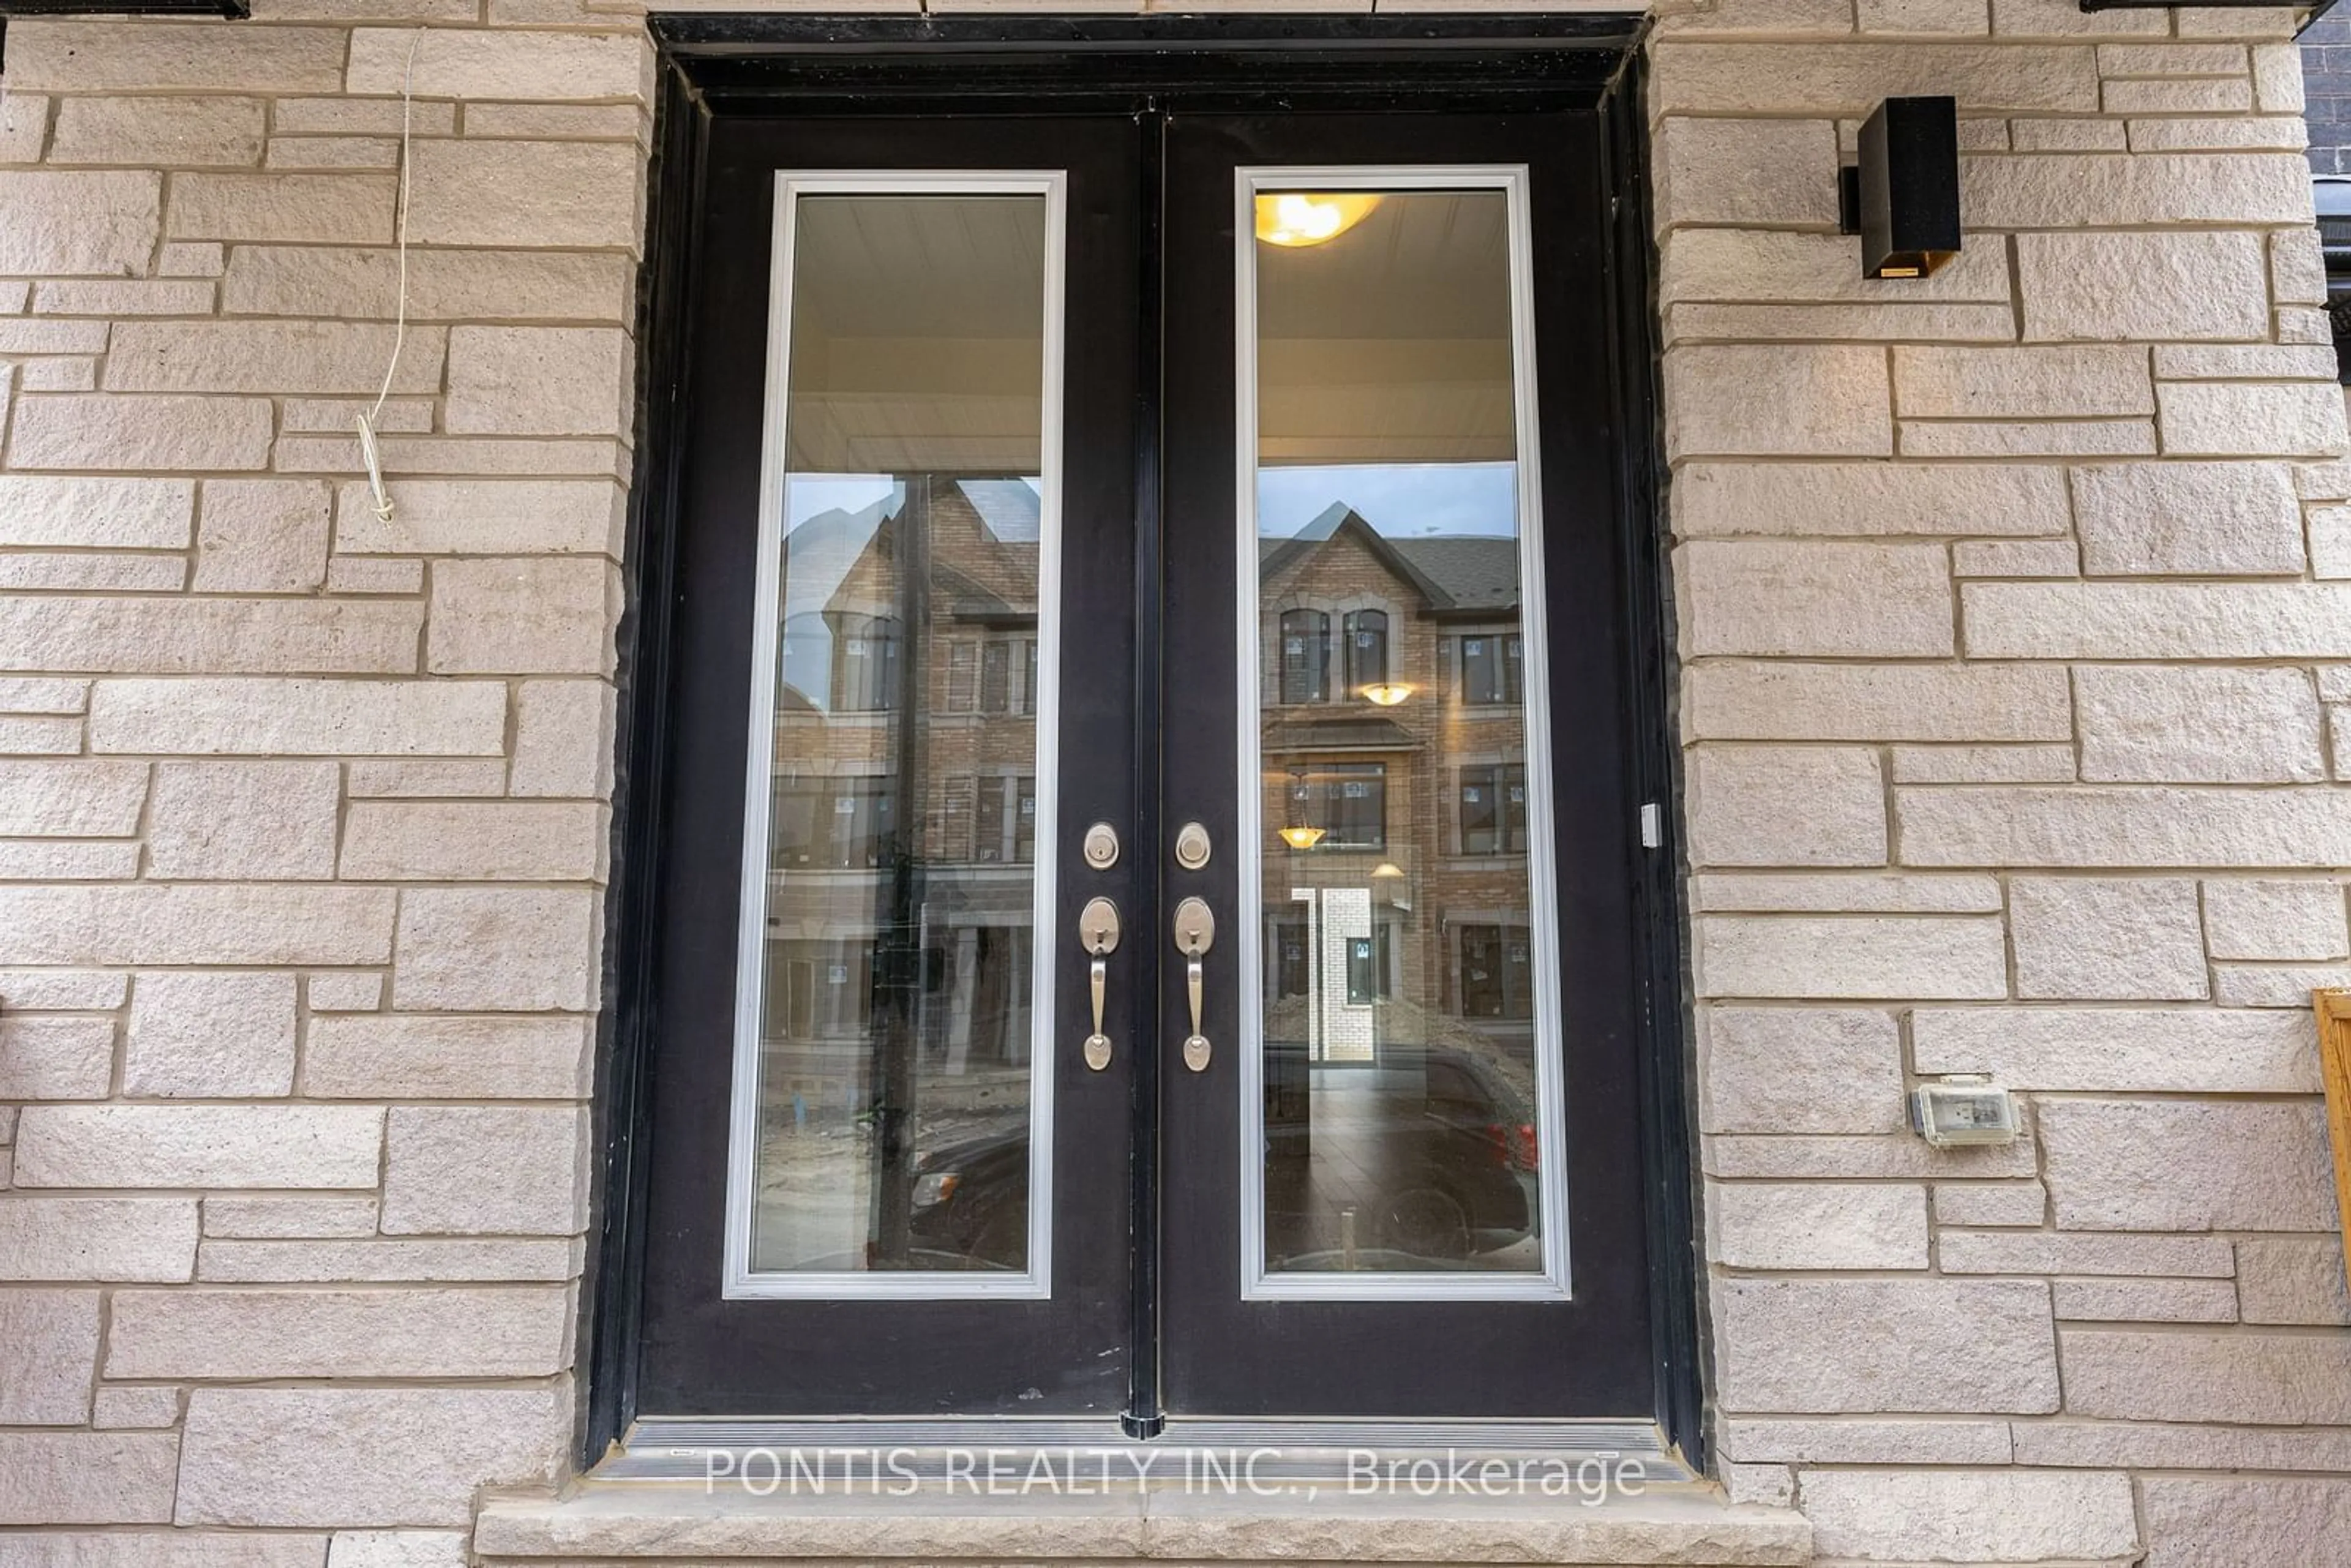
[1639,801,1663,850]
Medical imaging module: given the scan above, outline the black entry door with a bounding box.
[629,91,1661,1427]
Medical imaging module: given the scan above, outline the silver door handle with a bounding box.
[1079,897,1120,1071]
[1173,897,1216,1072]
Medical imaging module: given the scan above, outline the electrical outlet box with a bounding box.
[1910,1075,2018,1148]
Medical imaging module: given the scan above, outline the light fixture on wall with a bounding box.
[1837,96,1961,280]
[1360,682,1414,707]
[1278,770,1325,850]
[1255,192,1381,248]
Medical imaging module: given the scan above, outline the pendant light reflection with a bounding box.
[1360,683,1414,708]
[1279,770,1325,850]
[1254,192,1382,249]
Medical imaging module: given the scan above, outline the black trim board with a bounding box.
[584,15,1703,1472]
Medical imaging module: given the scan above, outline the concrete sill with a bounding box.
[473,1484,1812,1566]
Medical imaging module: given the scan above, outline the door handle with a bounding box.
[1078,896,1120,1071]
[1173,896,1216,1072]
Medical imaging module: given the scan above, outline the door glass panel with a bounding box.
[727,181,1062,1297]
[1242,175,1567,1296]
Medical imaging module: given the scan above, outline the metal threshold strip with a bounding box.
[602,1416,1697,1487]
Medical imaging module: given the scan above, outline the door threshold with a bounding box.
[601,1415,1695,1485]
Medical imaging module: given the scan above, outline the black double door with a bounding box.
[632,98,1660,1430]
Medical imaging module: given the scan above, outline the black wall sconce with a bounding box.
[1838,96,1961,280]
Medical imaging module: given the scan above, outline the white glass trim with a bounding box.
[1234,165,1572,1304]
[723,171,1068,1301]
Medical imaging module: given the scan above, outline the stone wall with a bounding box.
[0,1,2347,1564]
[1653,0,2351,1559]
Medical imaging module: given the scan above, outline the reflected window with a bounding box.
[1459,924,1534,1021]
[1458,763,1528,856]
[1286,763,1386,850]
[835,615,901,711]
[1343,609,1389,697]
[1279,609,1330,704]
[973,775,1037,865]
[1458,633,1523,707]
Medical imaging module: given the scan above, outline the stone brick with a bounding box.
[307,972,387,1011]
[196,1238,573,1284]
[1701,1008,1905,1135]
[6,393,274,471]
[189,479,332,594]
[1802,1469,2137,1564]
[0,760,146,836]
[12,1106,383,1190]
[1674,461,2068,539]
[0,476,192,550]
[306,1015,589,1100]
[1688,745,1886,868]
[0,172,161,277]
[0,1536,323,1568]
[2205,878,2347,959]
[0,91,46,163]
[1972,149,2309,227]
[109,322,441,398]
[0,1016,115,1099]
[1697,915,2008,999]
[334,478,620,557]
[0,555,182,595]
[1899,784,2351,868]
[222,246,631,323]
[2011,1420,2351,1471]
[1931,1180,2046,1226]
[1965,582,2351,659]
[511,680,613,798]
[92,1387,185,1430]
[1664,344,1892,456]
[2009,876,2208,1000]
[392,887,596,1011]
[1695,871,2003,913]
[427,557,613,675]
[1655,116,1841,227]
[1914,1005,2318,1092]
[381,1106,586,1236]
[2154,342,2338,380]
[1949,538,2079,577]
[178,1386,568,1528]
[1710,1182,1927,1269]
[91,678,504,757]
[2074,460,2303,575]
[2041,1097,2336,1231]
[444,324,628,437]
[2080,666,2322,786]
[48,96,265,167]
[328,1532,467,1568]
[35,279,216,317]
[203,1195,380,1240]
[2159,380,2350,459]
[1721,1417,2014,1465]
[1,598,421,677]
[147,761,340,880]
[1892,343,2151,418]
[1714,1278,2059,1412]
[408,140,640,248]
[107,1286,572,1379]
[1686,661,2071,742]
[0,1432,178,1525]
[345,760,504,798]
[1899,416,2157,460]
[0,885,393,966]
[1679,541,1953,657]
[2237,1236,2351,1325]
[0,1198,196,1282]
[347,26,643,98]
[340,801,601,881]
[168,174,396,246]
[124,972,297,1098]
[2052,1277,2239,1322]
[0,1289,100,1423]
[1939,1229,2233,1276]
[0,680,88,716]
[2143,1479,2351,1568]
[3,21,346,90]
[2017,229,2270,341]
[1651,41,2099,114]
[2063,1328,2351,1422]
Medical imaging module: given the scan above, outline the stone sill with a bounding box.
[474,1484,1811,1566]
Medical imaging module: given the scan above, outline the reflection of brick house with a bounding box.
[759,476,1045,1116]
[1256,501,1536,1067]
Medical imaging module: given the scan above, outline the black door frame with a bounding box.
[584,11,1704,1470]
